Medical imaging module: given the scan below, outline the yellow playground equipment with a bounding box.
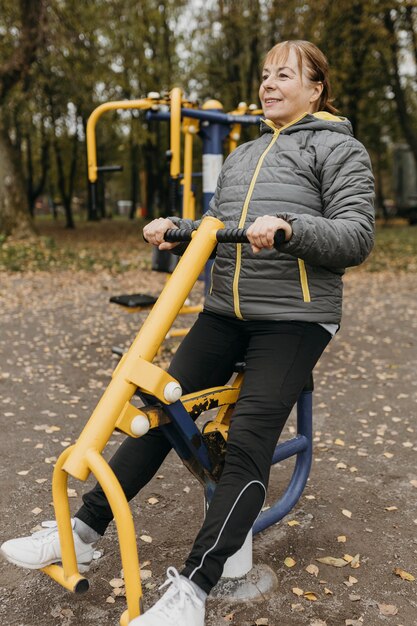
[39,93,316,625]
[40,218,316,625]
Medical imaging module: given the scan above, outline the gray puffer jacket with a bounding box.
[175,112,375,324]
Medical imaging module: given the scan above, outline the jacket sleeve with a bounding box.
[277,139,375,268]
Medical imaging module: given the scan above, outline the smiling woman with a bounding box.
[260,47,323,128]
[1,40,376,626]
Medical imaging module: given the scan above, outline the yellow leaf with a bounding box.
[292,587,304,596]
[393,567,415,581]
[324,587,333,595]
[287,520,300,527]
[305,564,319,577]
[303,591,318,601]
[337,535,347,543]
[284,557,296,568]
[316,556,349,568]
[334,438,345,446]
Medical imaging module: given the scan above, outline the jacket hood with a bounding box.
[260,112,354,137]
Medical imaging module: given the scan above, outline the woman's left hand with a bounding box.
[246,216,292,253]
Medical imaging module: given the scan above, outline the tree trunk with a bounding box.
[0,119,34,237]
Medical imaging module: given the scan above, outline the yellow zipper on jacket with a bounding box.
[232,113,308,319]
[297,259,311,302]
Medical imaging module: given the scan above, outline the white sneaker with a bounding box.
[129,567,205,626]
[0,520,96,572]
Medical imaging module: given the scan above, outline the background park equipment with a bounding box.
[86,88,263,337]
[41,217,316,624]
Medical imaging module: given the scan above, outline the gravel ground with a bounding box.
[0,267,416,626]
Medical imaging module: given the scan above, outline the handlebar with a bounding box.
[163,227,285,249]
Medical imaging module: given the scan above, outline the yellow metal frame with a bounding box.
[43,217,247,624]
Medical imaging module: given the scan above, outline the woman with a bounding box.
[1,40,374,626]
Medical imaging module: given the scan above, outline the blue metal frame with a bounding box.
[152,389,313,533]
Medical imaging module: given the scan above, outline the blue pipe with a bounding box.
[253,391,313,534]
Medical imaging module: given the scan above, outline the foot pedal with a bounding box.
[110,294,158,308]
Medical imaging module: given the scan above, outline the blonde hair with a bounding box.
[262,40,339,115]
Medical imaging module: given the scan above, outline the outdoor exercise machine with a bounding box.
[86,90,263,331]
[41,217,315,625]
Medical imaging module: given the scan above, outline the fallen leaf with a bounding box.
[342,509,352,519]
[385,506,398,511]
[287,520,300,527]
[31,507,42,515]
[255,619,269,625]
[109,578,124,588]
[393,567,415,581]
[305,564,319,577]
[147,497,159,505]
[304,591,318,601]
[316,556,349,568]
[378,603,398,616]
[350,554,361,569]
[410,480,417,488]
[141,570,152,580]
[337,535,347,543]
[292,587,304,596]
[349,594,361,602]
[324,587,333,595]
[139,535,153,543]
[17,470,30,476]
[106,596,116,604]
[334,438,345,446]
[284,557,296,568]
[223,612,235,622]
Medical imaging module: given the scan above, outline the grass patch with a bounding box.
[0,218,151,273]
[361,223,417,272]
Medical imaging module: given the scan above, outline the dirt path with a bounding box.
[0,268,416,626]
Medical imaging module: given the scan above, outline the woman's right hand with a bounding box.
[143,218,179,250]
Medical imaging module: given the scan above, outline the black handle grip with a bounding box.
[164,228,195,242]
[97,165,123,173]
[164,227,285,249]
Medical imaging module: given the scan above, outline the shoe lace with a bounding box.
[154,567,202,617]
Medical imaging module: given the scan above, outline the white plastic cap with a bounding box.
[130,415,150,437]
[164,381,182,403]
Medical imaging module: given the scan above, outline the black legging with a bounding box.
[76,311,331,593]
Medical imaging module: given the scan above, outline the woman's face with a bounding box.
[259,48,323,128]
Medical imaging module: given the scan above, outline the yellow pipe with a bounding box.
[182,130,194,219]
[86,99,157,184]
[63,216,224,481]
[42,446,88,592]
[85,449,142,623]
[170,88,182,179]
